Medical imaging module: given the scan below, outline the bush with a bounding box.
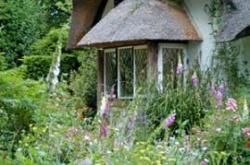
[22,56,51,80]
[0,52,6,71]
[0,67,47,155]
[0,0,47,66]
[22,54,80,80]
[69,49,97,109]
[123,72,211,142]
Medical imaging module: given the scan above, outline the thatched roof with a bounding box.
[77,0,201,48]
[67,0,103,49]
[217,0,250,42]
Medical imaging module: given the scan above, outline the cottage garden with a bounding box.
[0,0,250,165]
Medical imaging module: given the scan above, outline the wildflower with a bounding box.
[225,98,237,111]
[176,63,184,75]
[176,54,184,75]
[165,113,176,128]
[100,97,110,117]
[191,72,199,87]
[241,128,250,137]
[80,158,92,165]
[218,83,226,96]
[211,82,226,109]
[246,139,250,148]
[65,127,79,138]
[215,91,223,108]
[100,122,109,137]
[242,98,249,120]
[215,128,222,133]
[231,115,241,123]
[201,160,207,165]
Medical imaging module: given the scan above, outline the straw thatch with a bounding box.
[67,0,102,49]
[217,0,250,42]
[77,0,201,48]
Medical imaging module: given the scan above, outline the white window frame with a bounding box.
[117,46,134,99]
[157,43,188,91]
[103,45,148,99]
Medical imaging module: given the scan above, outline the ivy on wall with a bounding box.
[207,0,250,95]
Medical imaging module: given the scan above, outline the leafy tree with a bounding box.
[0,0,47,67]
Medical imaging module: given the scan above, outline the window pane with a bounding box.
[162,48,183,88]
[119,48,133,97]
[135,48,148,94]
[105,50,117,96]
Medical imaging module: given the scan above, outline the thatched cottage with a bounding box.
[67,0,250,101]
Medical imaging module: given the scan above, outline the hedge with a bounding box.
[22,54,80,80]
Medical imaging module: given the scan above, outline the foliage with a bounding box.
[22,55,79,80]
[200,100,250,164]
[0,52,6,71]
[31,27,69,56]
[0,0,47,66]
[39,0,72,27]
[0,68,47,156]
[69,49,97,109]
[122,72,211,142]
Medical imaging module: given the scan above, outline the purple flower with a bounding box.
[201,160,207,165]
[215,91,223,108]
[176,63,184,75]
[226,98,238,111]
[218,83,226,96]
[165,113,176,128]
[80,159,92,165]
[192,72,199,87]
[100,97,110,117]
[100,122,109,137]
[176,54,184,75]
[211,82,226,109]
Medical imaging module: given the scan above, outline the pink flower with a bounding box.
[211,82,226,109]
[226,98,237,111]
[201,160,207,165]
[100,97,110,117]
[241,128,250,137]
[176,63,184,75]
[165,113,176,128]
[192,72,199,87]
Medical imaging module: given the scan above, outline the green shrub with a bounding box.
[22,54,79,80]
[0,0,47,66]
[0,67,47,155]
[69,49,97,109]
[0,52,6,71]
[124,71,211,141]
[22,56,52,80]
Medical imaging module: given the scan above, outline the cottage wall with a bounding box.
[234,37,250,81]
[184,0,215,71]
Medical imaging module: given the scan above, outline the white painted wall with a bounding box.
[184,0,215,71]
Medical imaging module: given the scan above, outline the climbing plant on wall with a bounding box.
[207,0,250,94]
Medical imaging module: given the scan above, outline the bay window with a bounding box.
[104,46,148,99]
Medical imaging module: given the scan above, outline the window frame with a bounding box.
[103,48,116,97]
[157,43,188,91]
[103,45,148,99]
